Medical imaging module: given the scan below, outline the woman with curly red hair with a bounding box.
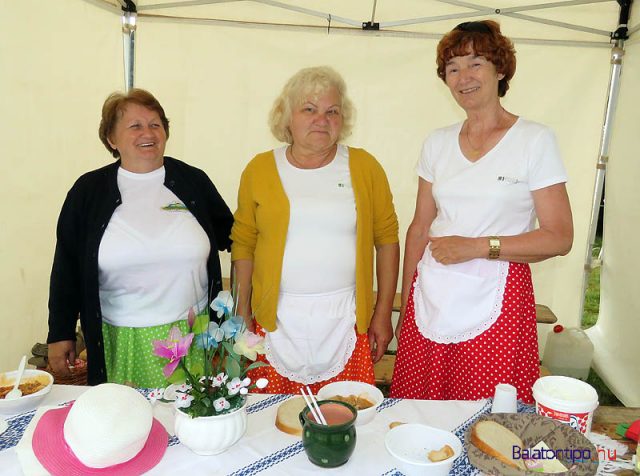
[390,21,573,403]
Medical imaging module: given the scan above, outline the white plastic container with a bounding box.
[533,376,599,435]
[542,325,594,380]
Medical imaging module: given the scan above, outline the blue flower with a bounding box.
[196,322,225,350]
[210,291,233,318]
[220,315,244,339]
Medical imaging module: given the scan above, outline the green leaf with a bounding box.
[225,357,241,379]
[189,362,204,377]
[221,341,239,360]
[192,314,210,334]
[242,361,268,374]
[167,367,186,384]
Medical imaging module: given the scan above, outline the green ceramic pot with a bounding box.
[299,399,357,468]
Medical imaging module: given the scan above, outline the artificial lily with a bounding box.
[152,326,194,377]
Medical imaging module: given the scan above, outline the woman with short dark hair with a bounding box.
[48,88,233,386]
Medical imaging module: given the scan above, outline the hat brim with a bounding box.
[32,404,168,476]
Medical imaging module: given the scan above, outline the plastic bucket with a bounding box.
[532,376,599,435]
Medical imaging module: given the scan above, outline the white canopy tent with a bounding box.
[1,0,637,403]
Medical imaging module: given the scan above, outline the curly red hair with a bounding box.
[436,20,516,97]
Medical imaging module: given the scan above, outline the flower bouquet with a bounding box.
[151,290,267,418]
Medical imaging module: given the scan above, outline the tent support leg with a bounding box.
[121,4,137,91]
[579,37,627,324]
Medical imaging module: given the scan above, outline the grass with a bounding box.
[581,237,622,406]
[581,238,601,330]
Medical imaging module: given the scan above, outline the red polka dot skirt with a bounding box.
[248,324,375,395]
[390,262,539,404]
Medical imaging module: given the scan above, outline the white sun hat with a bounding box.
[32,383,167,475]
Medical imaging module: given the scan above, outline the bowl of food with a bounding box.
[317,380,383,426]
[385,423,462,476]
[0,369,54,415]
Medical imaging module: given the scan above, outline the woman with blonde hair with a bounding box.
[232,66,399,393]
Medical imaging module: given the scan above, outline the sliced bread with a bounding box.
[470,420,527,471]
[275,397,308,436]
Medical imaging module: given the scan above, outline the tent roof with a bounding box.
[91,0,628,47]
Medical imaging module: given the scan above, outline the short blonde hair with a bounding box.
[268,66,355,144]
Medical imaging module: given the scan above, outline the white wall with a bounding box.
[0,0,122,369]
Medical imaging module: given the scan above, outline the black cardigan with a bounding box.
[47,157,233,385]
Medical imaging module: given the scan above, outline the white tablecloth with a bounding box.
[0,385,495,475]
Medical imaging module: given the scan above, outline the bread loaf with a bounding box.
[275,397,308,436]
[470,420,527,470]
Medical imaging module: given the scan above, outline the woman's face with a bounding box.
[288,87,343,152]
[108,103,167,171]
[444,51,504,112]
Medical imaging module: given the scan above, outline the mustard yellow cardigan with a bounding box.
[231,147,399,334]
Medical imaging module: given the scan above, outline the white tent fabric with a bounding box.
[1,0,637,404]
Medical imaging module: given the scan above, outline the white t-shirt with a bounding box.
[275,145,357,294]
[98,167,210,327]
[417,118,568,238]
[413,118,568,343]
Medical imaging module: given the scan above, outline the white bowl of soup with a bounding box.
[317,380,383,426]
[0,369,54,415]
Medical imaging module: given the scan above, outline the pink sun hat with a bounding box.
[32,383,168,476]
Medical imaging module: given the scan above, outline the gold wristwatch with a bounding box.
[488,236,501,260]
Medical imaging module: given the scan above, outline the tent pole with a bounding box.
[121,1,137,91]
[579,0,631,324]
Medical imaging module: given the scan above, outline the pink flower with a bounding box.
[187,307,196,330]
[152,326,194,377]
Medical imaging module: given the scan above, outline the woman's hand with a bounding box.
[368,310,393,364]
[48,340,76,376]
[428,235,483,264]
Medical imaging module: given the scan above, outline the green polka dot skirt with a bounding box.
[102,319,205,388]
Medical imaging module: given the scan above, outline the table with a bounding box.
[592,406,640,476]
[2,386,637,475]
[1,385,493,475]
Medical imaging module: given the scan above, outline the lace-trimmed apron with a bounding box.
[264,286,357,385]
[413,249,508,343]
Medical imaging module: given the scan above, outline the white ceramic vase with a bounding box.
[174,401,248,455]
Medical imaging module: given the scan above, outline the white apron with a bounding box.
[265,286,357,384]
[413,248,509,344]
